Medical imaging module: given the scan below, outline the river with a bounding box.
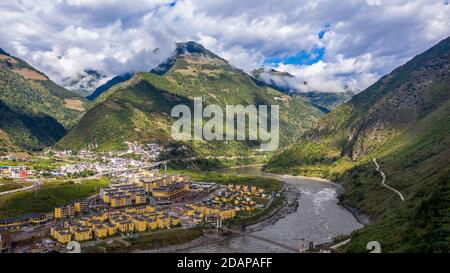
[181,166,364,253]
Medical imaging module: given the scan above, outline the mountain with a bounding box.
[252,68,296,93]
[0,48,9,56]
[0,48,90,152]
[265,37,450,252]
[57,41,323,156]
[252,67,353,112]
[62,69,108,97]
[87,72,134,101]
[295,91,353,113]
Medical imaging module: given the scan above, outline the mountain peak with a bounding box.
[176,41,205,54]
[252,68,295,78]
[151,41,226,75]
[174,41,223,60]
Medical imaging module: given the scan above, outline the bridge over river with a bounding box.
[223,228,299,252]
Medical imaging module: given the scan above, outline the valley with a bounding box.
[265,37,450,252]
[0,36,449,254]
[57,42,324,157]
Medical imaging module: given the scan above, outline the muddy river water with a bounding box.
[182,166,363,253]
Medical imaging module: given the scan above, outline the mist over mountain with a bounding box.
[252,67,355,112]
[62,69,108,97]
[57,41,323,156]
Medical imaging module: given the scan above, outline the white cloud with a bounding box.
[0,0,449,92]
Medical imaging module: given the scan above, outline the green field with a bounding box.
[168,169,283,193]
[0,177,109,219]
[0,157,71,171]
[126,228,203,251]
[0,179,33,193]
[166,156,269,171]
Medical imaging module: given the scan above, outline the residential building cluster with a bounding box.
[2,164,268,246]
[124,142,163,161]
[54,200,89,219]
[100,184,147,208]
[137,173,190,200]
[227,184,267,198]
[0,213,48,230]
[185,184,268,222]
[98,172,191,208]
[57,156,145,176]
[0,165,32,178]
[50,206,180,244]
[136,173,190,191]
[48,142,163,162]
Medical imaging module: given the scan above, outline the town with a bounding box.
[49,174,267,245]
[0,143,273,253]
[0,142,164,180]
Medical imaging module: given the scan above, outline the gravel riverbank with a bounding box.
[134,182,301,253]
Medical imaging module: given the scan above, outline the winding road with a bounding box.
[373,158,404,201]
[0,179,43,196]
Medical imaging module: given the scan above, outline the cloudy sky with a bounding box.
[0,0,449,93]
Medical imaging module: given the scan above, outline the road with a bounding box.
[0,160,168,195]
[373,158,405,201]
[329,238,351,250]
[0,179,43,196]
[0,155,261,195]
[79,155,263,180]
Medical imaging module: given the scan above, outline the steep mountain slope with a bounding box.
[0,48,90,151]
[252,68,353,112]
[87,72,134,101]
[265,37,450,252]
[58,42,323,156]
[295,91,353,113]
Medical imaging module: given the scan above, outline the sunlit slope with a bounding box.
[265,37,450,252]
[0,49,90,151]
[58,42,323,156]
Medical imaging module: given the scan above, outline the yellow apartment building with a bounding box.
[131,217,147,232]
[50,227,72,244]
[145,219,158,230]
[93,225,108,239]
[73,228,92,242]
[135,194,147,205]
[106,223,117,236]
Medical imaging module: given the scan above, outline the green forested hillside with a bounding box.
[0,48,90,151]
[295,92,352,112]
[58,42,323,156]
[265,37,450,252]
